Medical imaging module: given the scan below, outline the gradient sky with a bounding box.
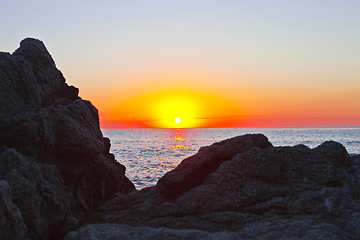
[1,1,359,128]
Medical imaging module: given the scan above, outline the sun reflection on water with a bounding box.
[103,127,360,190]
[174,130,183,141]
[171,128,184,165]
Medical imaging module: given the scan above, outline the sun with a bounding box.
[174,117,181,124]
[112,90,243,128]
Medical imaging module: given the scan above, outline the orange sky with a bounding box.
[97,79,360,128]
[93,66,360,129]
[106,90,244,128]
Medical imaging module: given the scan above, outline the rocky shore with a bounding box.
[1,39,360,239]
[69,135,360,240]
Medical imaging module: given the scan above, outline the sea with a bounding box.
[102,127,360,190]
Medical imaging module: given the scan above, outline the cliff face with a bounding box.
[0,38,135,240]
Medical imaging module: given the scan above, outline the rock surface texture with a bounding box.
[0,38,135,240]
[76,135,360,240]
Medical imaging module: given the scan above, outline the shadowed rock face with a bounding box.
[83,135,360,240]
[0,38,103,158]
[157,134,273,198]
[0,38,135,240]
[0,180,27,240]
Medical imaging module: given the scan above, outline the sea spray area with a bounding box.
[103,127,360,189]
[2,39,360,239]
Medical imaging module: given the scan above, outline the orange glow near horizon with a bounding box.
[96,80,360,129]
[109,90,243,128]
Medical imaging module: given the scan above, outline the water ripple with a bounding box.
[102,127,360,189]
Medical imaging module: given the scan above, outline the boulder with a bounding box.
[156,134,273,198]
[83,135,360,239]
[173,143,346,216]
[0,38,135,239]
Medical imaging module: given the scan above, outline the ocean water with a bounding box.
[102,127,360,190]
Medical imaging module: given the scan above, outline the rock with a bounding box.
[0,38,103,157]
[63,224,210,240]
[83,135,360,239]
[0,180,28,240]
[0,38,135,239]
[50,216,79,240]
[173,144,345,216]
[0,39,65,129]
[156,134,273,198]
[0,147,46,237]
[313,140,351,167]
[64,219,345,240]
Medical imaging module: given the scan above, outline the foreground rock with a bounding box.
[0,180,27,239]
[0,38,135,239]
[78,135,360,240]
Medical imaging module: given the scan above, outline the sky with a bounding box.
[1,1,359,128]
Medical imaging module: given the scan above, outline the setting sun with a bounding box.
[111,90,243,128]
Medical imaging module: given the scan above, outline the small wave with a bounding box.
[346,141,360,144]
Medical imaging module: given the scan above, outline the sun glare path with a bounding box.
[175,117,181,124]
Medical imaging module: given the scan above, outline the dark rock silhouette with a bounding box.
[78,135,360,239]
[0,38,135,240]
[0,180,27,240]
[156,134,273,198]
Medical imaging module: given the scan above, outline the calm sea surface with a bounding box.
[102,127,360,190]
